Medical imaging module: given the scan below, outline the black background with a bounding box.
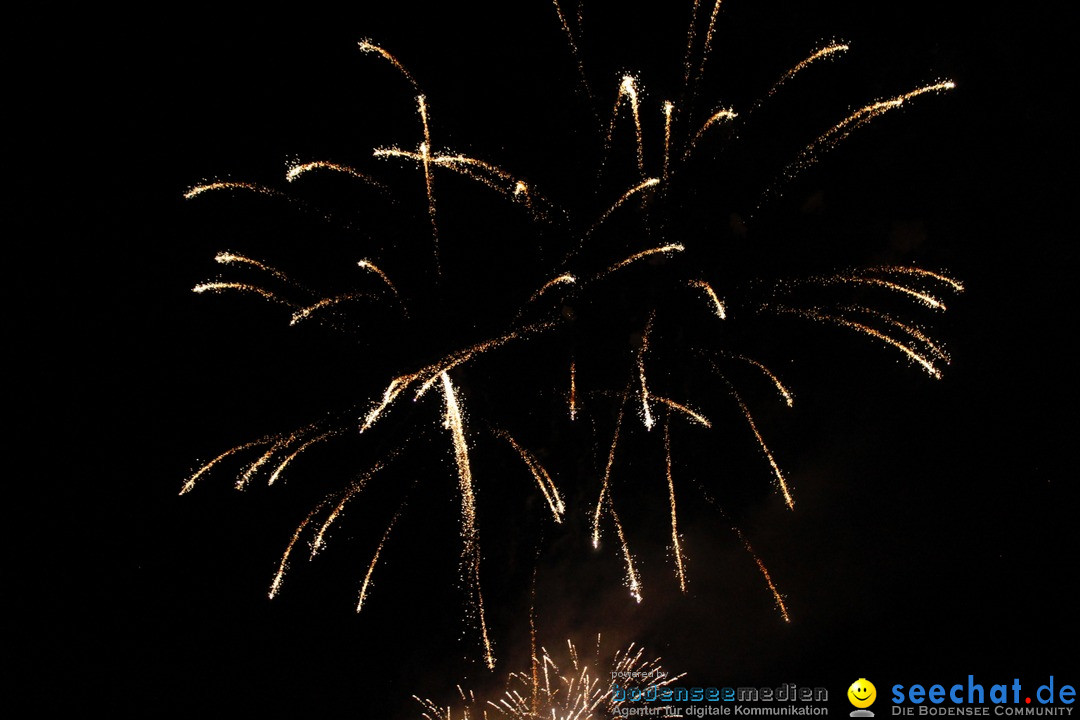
[13,1,1076,715]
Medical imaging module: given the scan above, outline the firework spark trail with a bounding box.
[683,0,703,84]
[442,372,478,551]
[416,639,682,719]
[595,243,685,280]
[512,179,537,217]
[773,306,942,379]
[310,453,397,557]
[808,81,956,156]
[417,96,440,270]
[587,177,660,236]
[734,526,791,623]
[360,321,560,433]
[191,281,293,308]
[356,259,401,297]
[183,181,284,200]
[839,305,951,364]
[569,359,577,421]
[441,372,496,669]
[377,148,557,219]
[180,438,270,495]
[236,434,296,490]
[637,311,656,430]
[284,160,386,190]
[552,0,595,109]
[717,379,795,510]
[684,107,737,158]
[289,293,373,325]
[761,42,850,102]
[213,252,294,285]
[413,321,560,399]
[357,39,419,90]
[664,418,688,592]
[527,273,577,304]
[737,395,794,509]
[693,0,725,86]
[614,75,646,178]
[816,274,948,310]
[268,504,325,599]
[435,154,517,182]
[372,147,422,162]
[688,478,792,623]
[654,396,711,427]
[714,352,794,407]
[764,80,955,202]
[662,101,675,181]
[592,386,629,549]
[356,510,402,612]
[862,265,965,292]
[688,279,726,319]
[494,429,566,522]
[361,375,416,432]
[267,431,338,486]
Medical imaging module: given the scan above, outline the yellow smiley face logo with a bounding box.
[848,679,877,708]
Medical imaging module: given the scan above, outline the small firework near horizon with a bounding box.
[415,635,684,720]
[179,1,959,668]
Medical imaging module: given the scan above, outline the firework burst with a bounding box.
[179,0,958,661]
[415,636,684,720]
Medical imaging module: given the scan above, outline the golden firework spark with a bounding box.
[840,305,951,364]
[551,0,593,104]
[763,42,850,101]
[664,419,688,592]
[495,429,566,523]
[284,160,385,189]
[654,396,711,428]
[719,381,796,510]
[688,279,727,319]
[597,243,684,279]
[765,80,955,201]
[662,100,675,181]
[191,281,291,307]
[442,372,496,669]
[213,252,293,284]
[528,274,577,305]
[588,177,660,236]
[184,181,284,200]
[685,107,738,157]
[683,0,703,84]
[417,637,683,720]
[773,306,943,379]
[267,431,338,486]
[181,438,270,495]
[612,75,646,177]
[736,527,791,623]
[694,0,725,84]
[863,265,965,292]
[592,387,628,550]
[269,504,324,600]
[289,293,370,325]
[356,511,401,612]
[636,311,656,430]
[356,259,401,297]
[816,274,948,310]
[568,359,578,421]
[717,353,794,407]
[308,453,398,559]
[357,38,419,90]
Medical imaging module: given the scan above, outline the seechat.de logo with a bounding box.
[850,679,878,718]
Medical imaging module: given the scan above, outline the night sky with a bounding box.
[14,1,1076,715]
